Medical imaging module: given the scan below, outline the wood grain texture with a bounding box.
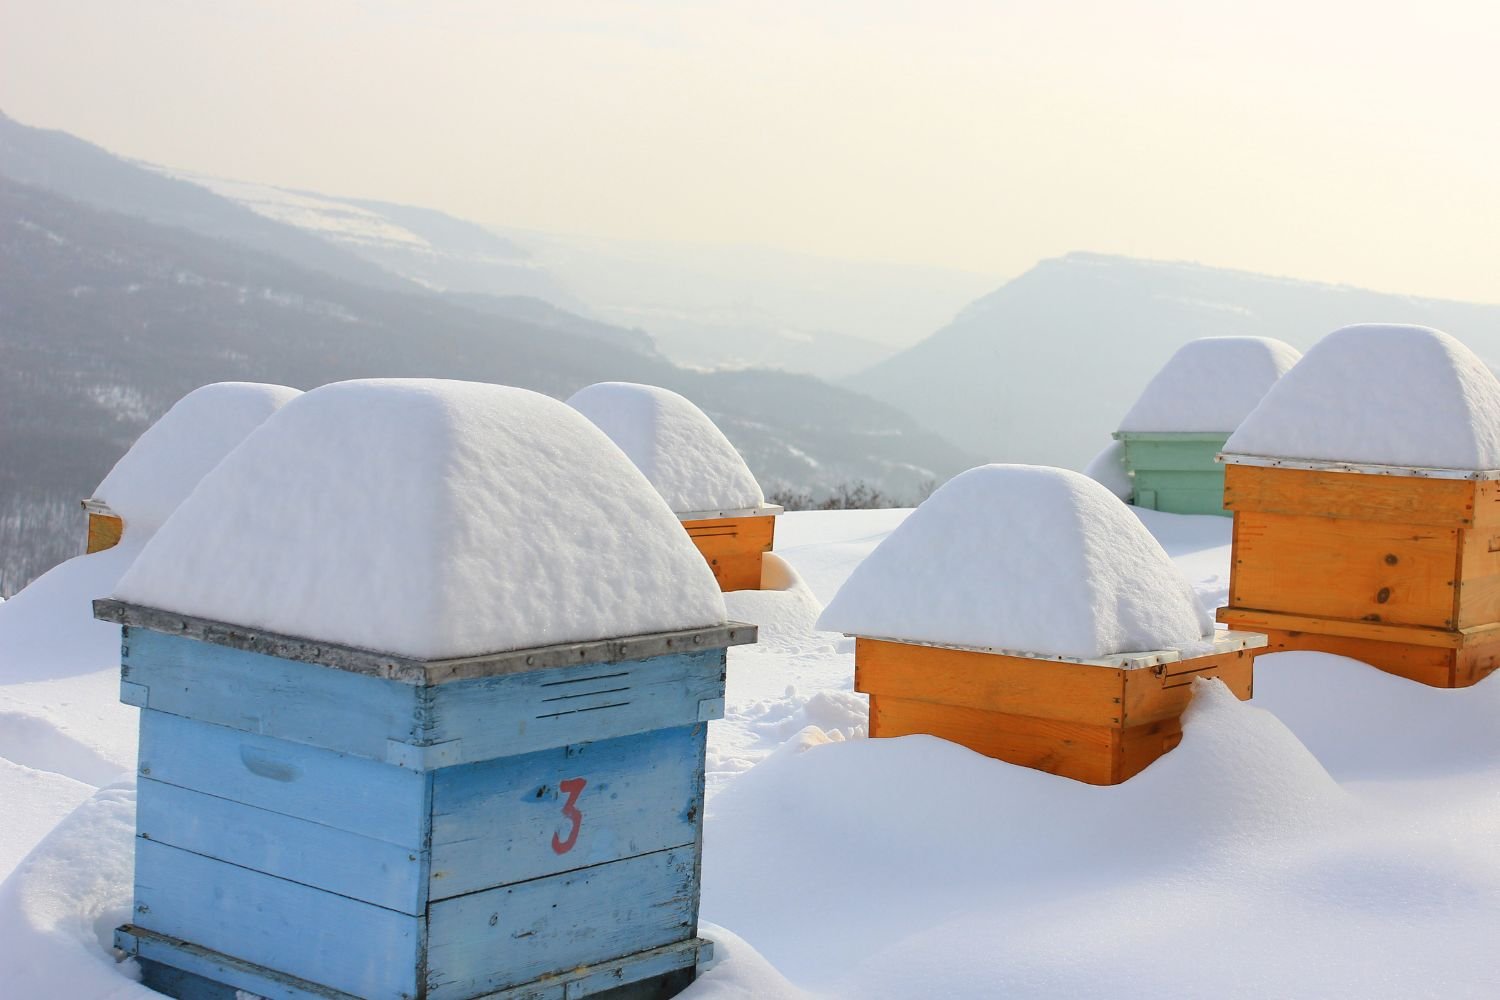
[426,847,699,1000]
[86,511,124,553]
[134,839,424,1000]
[1219,619,1500,689]
[682,516,774,592]
[1229,511,1460,628]
[429,726,705,901]
[1223,463,1479,527]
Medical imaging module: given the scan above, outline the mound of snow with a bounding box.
[567,382,765,513]
[816,465,1211,659]
[113,380,727,660]
[92,382,301,535]
[1225,325,1500,469]
[1082,439,1132,500]
[1117,337,1301,433]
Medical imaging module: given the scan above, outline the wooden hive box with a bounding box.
[98,599,756,1000]
[853,631,1264,785]
[677,504,781,593]
[82,498,124,554]
[1114,431,1232,516]
[1216,459,1500,688]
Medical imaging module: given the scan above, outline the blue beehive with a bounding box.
[98,379,750,1000]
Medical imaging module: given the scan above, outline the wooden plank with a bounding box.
[1216,607,1466,649]
[868,695,1119,785]
[1223,463,1477,527]
[1118,433,1230,472]
[123,629,424,764]
[430,651,726,764]
[425,847,699,1000]
[430,726,704,901]
[86,511,124,553]
[133,839,423,1000]
[120,926,364,1000]
[854,638,1127,727]
[1121,650,1251,725]
[682,516,774,592]
[1235,625,1459,688]
[137,710,430,849]
[1229,511,1459,629]
[1456,525,1500,628]
[136,778,428,915]
[1455,639,1500,688]
[1117,718,1183,783]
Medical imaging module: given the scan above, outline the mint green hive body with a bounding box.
[1113,431,1232,516]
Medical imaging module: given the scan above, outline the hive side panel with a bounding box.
[122,629,423,762]
[1227,624,1457,687]
[425,846,699,1000]
[1456,525,1500,628]
[1229,511,1459,629]
[430,651,727,762]
[136,778,428,915]
[87,511,124,553]
[1116,718,1184,783]
[137,710,430,848]
[1223,464,1477,527]
[683,517,773,592]
[430,725,705,900]
[854,639,1128,727]
[133,839,423,1000]
[868,695,1118,785]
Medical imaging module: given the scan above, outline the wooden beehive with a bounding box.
[82,498,123,553]
[853,631,1263,785]
[1114,431,1232,516]
[1216,459,1500,688]
[99,599,755,1000]
[678,504,781,592]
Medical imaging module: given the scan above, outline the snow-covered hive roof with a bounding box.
[1117,337,1302,433]
[567,382,765,514]
[112,379,728,660]
[92,382,302,535]
[816,465,1212,660]
[1225,325,1500,470]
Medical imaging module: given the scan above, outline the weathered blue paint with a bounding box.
[118,611,733,1000]
[430,725,705,899]
[426,847,699,1000]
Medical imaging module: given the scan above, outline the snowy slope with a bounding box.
[2,508,1498,999]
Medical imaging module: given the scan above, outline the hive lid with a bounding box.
[1224,325,1500,472]
[92,382,302,535]
[111,379,729,661]
[1117,337,1302,434]
[567,382,765,513]
[816,465,1213,660]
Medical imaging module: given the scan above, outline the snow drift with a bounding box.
[1117,337,1302,433]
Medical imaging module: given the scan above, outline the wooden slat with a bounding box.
[1223,463,1478,527]
[134,839,424,1000]
[1230,625,1458,688]
[1229,511,1460,629]
[854,638,1127,727]
[120,927,364,1000]
[425,846,698,1000]
[682,515,774,592]
[1456,525,1500,628]
[868,695,1119,785]
[429,725,704,901]
[86,511,124,553]
[1117,718,1183,783]
[1216,607,1468,649]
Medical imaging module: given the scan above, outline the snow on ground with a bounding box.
[4,507,1500,998]
[1226,325,1500,469]
[567,382,766,513]
[1117,336,1301,433]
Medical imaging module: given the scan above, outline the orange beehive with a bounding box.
[679,505,781,592]
[1216,461,1500,688]
[854,633,1261,785]
[82,498,124,554]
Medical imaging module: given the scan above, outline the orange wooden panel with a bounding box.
[1228,624,1459,688]
[1223,464,1478,528]
[1120,649,1252,725]
[86,512,124,554]
[1217,607,1464,648]
[1454,639,1500,688]
[1230,510,1460,629]
[853,638,1127,727]
[1456,525,1500,628]
[681,515,775,592]
[869,695,1120,785]
[1118,718,1183,783]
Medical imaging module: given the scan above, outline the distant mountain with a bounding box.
[854,252,1500,470]
[0,176,974,594]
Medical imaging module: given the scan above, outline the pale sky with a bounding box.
[4,0,1499,302]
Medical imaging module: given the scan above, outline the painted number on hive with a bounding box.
[551,777,587,854]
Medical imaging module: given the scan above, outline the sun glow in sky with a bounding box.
[4,0,1499,301]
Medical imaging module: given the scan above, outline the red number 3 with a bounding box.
[551,777,587,855]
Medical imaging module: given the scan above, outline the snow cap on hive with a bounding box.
[92,382,302,535]
[113,379,728,660]
[816,465,1212,659]
[567,382,764,513]
[1225,325,1500,470]
[1117,337,1302,433]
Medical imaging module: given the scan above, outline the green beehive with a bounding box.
[1112,337,1302,516]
